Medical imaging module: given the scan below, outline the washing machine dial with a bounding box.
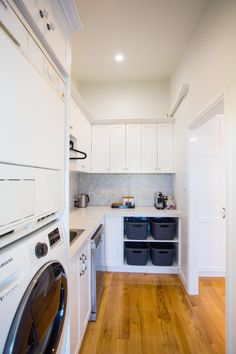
[35,242,48,258]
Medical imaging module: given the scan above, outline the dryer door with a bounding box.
[3,262,67,354]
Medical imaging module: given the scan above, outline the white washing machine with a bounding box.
[0,220,69,354]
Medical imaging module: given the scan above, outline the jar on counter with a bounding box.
[122,196,135,206]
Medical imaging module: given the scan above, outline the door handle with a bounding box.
[222,207,226,219]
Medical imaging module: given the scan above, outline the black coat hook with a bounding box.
[69,140,87,160]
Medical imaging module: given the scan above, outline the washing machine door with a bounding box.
[3,262,67,354]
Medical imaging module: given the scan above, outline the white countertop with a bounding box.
[69,206,181,258]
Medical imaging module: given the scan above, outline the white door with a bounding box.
[157,124,174,173]
[196,115,225,275]
[92,125,110,172]
[141,124,158,173]
[126,124,141,173]
[110,125,126,173]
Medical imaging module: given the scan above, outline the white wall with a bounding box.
[77,81,169,120]
[170,0,236,284]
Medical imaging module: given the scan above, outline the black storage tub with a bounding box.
[150,218,176,240]
[125,217,149,240]
[150,243,175,266]
[125,242,149,265]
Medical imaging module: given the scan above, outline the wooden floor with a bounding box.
[79,273,225,354]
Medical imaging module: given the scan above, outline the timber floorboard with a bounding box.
[79,273,225,354]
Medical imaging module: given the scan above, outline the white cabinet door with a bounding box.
[157,124,174,173]
[104,217,123,267]
[69,96,79,139]
[69,254,80,354]
[79,241,91,341]
[69,98,91,172]
[0,0,28,52]
[92,126,110,172]
[0,34,64,170]
[15,0,69,71]
[110,125,126,173]
[126,124,141,173]
[42,1,68,70]
[142,124,158,173]
[77,112,91,172]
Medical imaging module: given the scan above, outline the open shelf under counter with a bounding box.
[123,234,179,243]
[122,259,179,274]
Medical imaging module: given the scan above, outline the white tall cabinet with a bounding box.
[141,124,158,173]
[91,125,110,173]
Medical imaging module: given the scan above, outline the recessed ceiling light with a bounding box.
[115,54,124,62]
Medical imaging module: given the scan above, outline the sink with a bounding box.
[70,229,85,244]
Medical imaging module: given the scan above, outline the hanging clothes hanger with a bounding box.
[69,140,87,160]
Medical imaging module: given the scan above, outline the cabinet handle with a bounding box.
[80,253,87,276]
[47,22,56,31]
[39,8,49,18]
[222,207,226,219]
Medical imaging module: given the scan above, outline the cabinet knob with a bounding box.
[47,22,56,31]
[39,8,49,18]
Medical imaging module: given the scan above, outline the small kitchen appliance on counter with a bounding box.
[154,193,176,210]
[74,194,89,208]
[154,192,166,209]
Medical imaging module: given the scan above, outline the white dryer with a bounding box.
[0,221,69,354]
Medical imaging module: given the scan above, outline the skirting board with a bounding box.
[178,269,187,291]
[103,265,179,274]
[198,270,225,277]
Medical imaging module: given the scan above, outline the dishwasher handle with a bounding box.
[91,224,103,249]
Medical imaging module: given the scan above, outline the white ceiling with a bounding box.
[72,0,211,84]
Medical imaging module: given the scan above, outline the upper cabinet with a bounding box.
[91,123,175,174]
[69,97,91,173]
[157,124,174,173]
[126,124,142,173]
[110,125,126,173]
[141,124,158,173]
[91,125,110,173]
[14,0,81,73]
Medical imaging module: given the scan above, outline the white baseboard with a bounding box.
[104,265,179,274]
[178,269,187,291]
[198,270,225,277]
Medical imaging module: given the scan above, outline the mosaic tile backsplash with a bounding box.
[71,173,174,207]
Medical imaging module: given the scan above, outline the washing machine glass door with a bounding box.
[4,262,67,354]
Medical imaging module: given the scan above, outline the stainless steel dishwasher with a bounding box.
[90,224,105,321]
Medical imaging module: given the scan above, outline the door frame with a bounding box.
[187,94,225,295]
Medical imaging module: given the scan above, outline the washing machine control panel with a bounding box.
[35,242,48,258]
[48,228,61,248]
